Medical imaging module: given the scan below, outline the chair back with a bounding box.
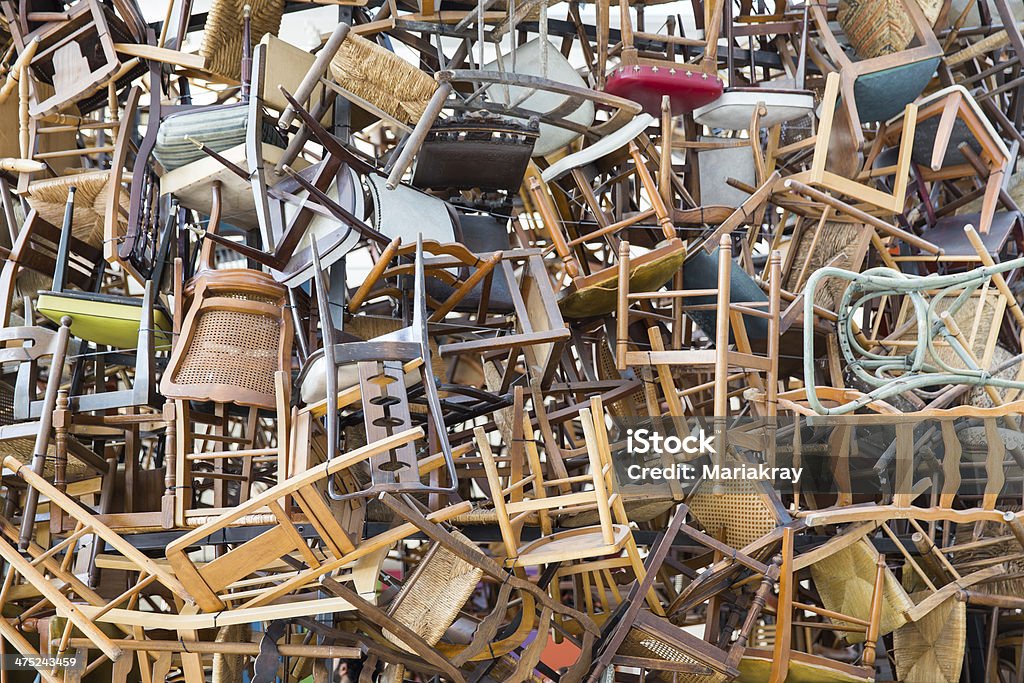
[477,396,620,559]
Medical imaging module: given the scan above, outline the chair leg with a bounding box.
[625,536,665,616]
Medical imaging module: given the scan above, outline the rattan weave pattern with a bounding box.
[171,307,281,398]
[621,628,728,683]
[687,479,778,549]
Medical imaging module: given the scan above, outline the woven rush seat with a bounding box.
[26,171,127,246]
[0,437,98,480]
[329,32,438,124]
[199,0,284,82]
[892,591,965,683]
[809,538,914,643]
[382,530,484,652]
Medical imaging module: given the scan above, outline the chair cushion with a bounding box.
[425,214,515,313]
[683,249,769,340]
[37,291,173,350]
[697,139,755,207]
[605,65,723,116]
[852,57,940,122]
[838,0,915,59]
[365,174,457,245]
[693,89,816,130]
[154,105,286,172]
[919,213,1018,257]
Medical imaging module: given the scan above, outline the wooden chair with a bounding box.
[163,426,470,612]
[882,85,1012,238]
[586,503,780,683]
[528,117,686,319]
[34,149,174,413]
[383,43,645,187]
[783,72,920,216]
[0,0,135,118]
[738,527,889,683]
[160,183,293,524]
[476,395,664,619]
[616,237,781,420]
[0,320,108,548]
[809,0,942,149]
[157,34,313,243]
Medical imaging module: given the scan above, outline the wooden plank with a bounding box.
[0,533,121,662]
[79,596,357,630]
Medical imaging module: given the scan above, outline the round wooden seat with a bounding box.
[509,523,632,567]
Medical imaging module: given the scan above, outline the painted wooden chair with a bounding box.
[0,318,109,549]
[296,237,458,503]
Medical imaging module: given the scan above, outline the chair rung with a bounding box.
[193,472,248,481]
[186,448,278,461]
[543,475,592,487]
[502,475,536,496]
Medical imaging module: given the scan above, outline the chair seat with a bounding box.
[738,649,872,683]
[272,165,363,287]
[37,291,172,350]
[559,238,686,319]
[605,66,723,115]
[541,113,656,183]
[425,214,515,313]
[510,524,632,566]
[693,89,815,129]
[852,57,941,123]
[887,84,1010,165]
[0,428,106,479]
[683,248,769,340]
[26,170,125,247]
[918,212,1019,257]
[160,142,304,229]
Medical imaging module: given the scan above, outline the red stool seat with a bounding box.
[605,65,723,115]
